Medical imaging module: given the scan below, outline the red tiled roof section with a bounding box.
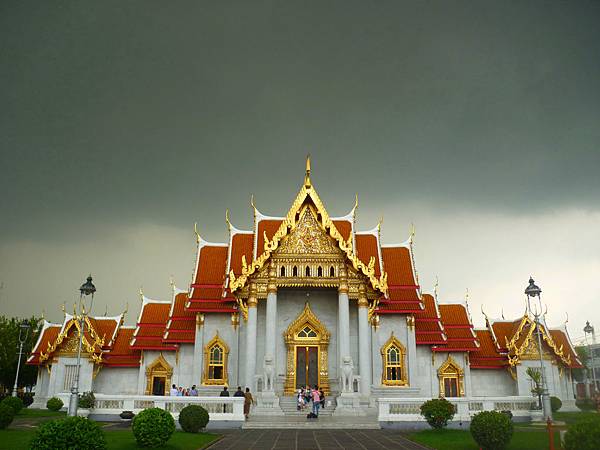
[549,330,583,369]
[378,247,421,312]
[355,234,381,277]
[190,245,228,301]
[491,320,522,350]
[164,292,196,343]
[434,304,479,352]
[415,294,446,344]
[103,328,141,367]
[87,318,119,349]
[132,302,176,350]
[256,219,283,258]
[27,325,61,365]
[470,329,508,368]
[332,220,352,241]
[230,233,254,277]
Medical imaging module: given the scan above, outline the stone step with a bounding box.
[243,416,380,430]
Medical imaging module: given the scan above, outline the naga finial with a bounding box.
[169,275,176,294]
[139,286,144,303]
[434,276,439,300]
[194,222,201,244]
[225,209,232,230]
[501,308,505,320]
[409,223,416,244]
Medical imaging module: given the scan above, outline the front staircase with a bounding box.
[278,395,336,416]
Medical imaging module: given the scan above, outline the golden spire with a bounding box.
[304,155,312,187]
[139,286,144,303]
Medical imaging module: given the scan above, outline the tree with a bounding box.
[0,316,41,392]
[526,367,544,409]
[572,346,588,382]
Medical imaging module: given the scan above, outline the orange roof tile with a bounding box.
[164,292,196,343]
[549,329,583,369]
[355,234,381,277]
[380,246,420,303]
[434,304,479,352]
[332,220,352,241]
[470,329,508,368]
[103,327,141,366]
[190,245,228,303]
[131,302,176,350]
[256,219,283,258]
[27,324,61,365]
[229,233,254,277]
[415,294,446,344]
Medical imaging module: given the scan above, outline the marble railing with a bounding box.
[377,396,537,422]
[55,393,245,421]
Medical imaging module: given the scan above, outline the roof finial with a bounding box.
[139,286,144,303]
[434,276,439,300]
[409,222,416,244]
[194,222,201,244]
[169,275,176,294]
[564,312,569,326]
[304,154,312,187]
[104,304,108,316]
[225,209,232,231]
[377,215,383,233]
[41,309,46,321]
[123,302,129,316]
[465,288,469,304]
[501,308,505,320]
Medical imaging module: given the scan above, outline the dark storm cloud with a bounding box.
[1,1,600,242]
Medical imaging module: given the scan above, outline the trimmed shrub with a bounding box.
[550,396,562,412]
[30,416,107,450]
[46,397,63,411]
[179,404,209,432]
[78,391,95,409]
[419,398,456,429]
[132,407,175,447]
[564,416,600,450]
[576,399,596,411]
[470,410,514,450]
[1,396,24,414]
[0,403,15,429]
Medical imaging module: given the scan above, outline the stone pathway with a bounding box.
[206,429,431,450]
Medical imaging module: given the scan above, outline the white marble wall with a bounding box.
[470,368,518,397]
[94,367,140,395]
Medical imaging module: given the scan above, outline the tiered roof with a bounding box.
[131,296,177,351]
[164,289,196,344]
[433,303,479,352]
[415,294,446,345]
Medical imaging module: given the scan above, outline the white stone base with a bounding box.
[253,392,282,415]
[334,393,366,416]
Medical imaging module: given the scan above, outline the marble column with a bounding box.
[245,284,258,390]
[192,314,204,386]
[264,267,277,391]
[357,284,372,397]
[338,267,351,372]
[406,315,418,385]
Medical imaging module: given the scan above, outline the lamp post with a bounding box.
[12,321,30,397]
[67,275,96,417]
[525,277,552,421]
[583,321,596,397]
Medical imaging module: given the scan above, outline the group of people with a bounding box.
[297,385,325,417]
[169,384,198,396]
[219,386,255,419]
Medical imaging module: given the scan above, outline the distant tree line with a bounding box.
[0,316,40,393]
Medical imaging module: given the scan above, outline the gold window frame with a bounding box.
[438,355,465,397]
[381,333,408,386]
[203,333,229,386]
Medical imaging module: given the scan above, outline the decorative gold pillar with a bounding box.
[357,283,372,396]
[245,283,258,389]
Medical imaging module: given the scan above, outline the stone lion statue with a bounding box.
[341,356,354,393]
[263,355,275,392]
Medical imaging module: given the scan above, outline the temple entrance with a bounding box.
[152,376,166,396]
[284,302,330,395]
[295,345,319,389]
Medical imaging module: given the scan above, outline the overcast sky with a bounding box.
[1,1,599,342]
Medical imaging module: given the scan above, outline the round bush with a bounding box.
[550,396,562,412]
[78,391,95,409]
[0,404,15,429]
[179,404,209,433]
[132,407,175,447]
[1,396,24,414]
[564,416,600,450]
[470,410,514,450]
[30,416,107,450]
[419,398,456,429]
[46,397,64,411]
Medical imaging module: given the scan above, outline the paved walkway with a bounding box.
[206,429,431,450]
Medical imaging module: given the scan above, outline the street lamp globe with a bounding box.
[584,321,594,335]
[80,275,96,296]
[524,277,542,298]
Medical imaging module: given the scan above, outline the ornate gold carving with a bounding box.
[381,333,408,386]
[145,354,173,395]
[406,315,415,330]
[231,312,239,330]
[283,302,330,395]
[40,316,104,365]
[203,333,229,386]
[357,283,368,308]
[438,355,465,397]
[196,313,205,327]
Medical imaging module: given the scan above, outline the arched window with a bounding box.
[203,333,229,385]
[381,334,407,385]
[438,356,464,397]
[297,324,318,339]
[292,266,298,277]
[280,266,286,277]
[329,266,335,277]
[305,266,311,277]
[317,266,323,277]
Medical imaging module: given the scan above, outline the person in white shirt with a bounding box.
[169,384,178,396]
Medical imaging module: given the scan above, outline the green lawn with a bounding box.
[408,429,558,450]
[17,408,66,418]
[0,429,217,450]
[554,410,598,425]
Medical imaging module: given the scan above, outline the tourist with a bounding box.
[185,388,190,396]
[233,386,244,397]
[169,384,178,396]
[304,385,311,406]
[177,386,184,396]
[220,386,229,413]
[311,385,320,417]
[244,387,255,419]
[190,385,198,396]
[297,388,305,410]
[319,388,325,409]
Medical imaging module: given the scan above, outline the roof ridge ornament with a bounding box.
[194,222,201,244]
[304,154,311,188]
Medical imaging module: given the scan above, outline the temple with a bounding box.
[27,159,582,425]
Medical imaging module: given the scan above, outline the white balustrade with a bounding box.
[71,394,244,421]
[377,396,537,422]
